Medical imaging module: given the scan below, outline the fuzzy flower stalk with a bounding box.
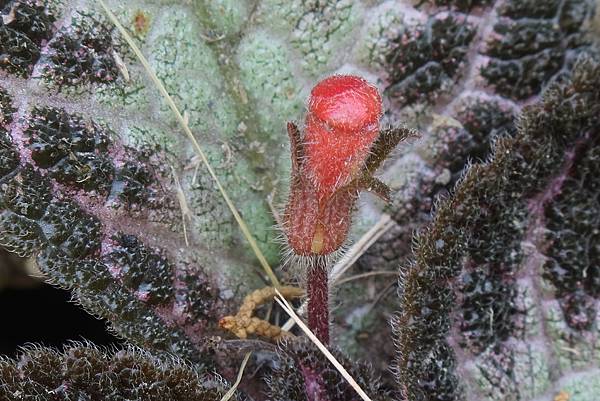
[283,75,414,344]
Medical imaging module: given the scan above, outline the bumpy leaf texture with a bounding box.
[266,339,389,401]
[394,57,600,401]
[0,0,599,399]
[0,343,243,400]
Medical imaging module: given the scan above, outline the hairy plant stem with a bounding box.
[307,256,330,344]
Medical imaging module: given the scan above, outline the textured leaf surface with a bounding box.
[394,56,600,401]
[0,0,599,399]
[266,338,389,401]
[0,343,242,400]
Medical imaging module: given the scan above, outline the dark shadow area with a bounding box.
[0,283,121,357]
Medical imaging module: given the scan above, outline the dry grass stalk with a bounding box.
[98,0,281,288]
[275,290,374,401]
[219,352,252,401]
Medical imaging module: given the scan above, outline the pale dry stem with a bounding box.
[275,290,374,401]
[99,0,281,288]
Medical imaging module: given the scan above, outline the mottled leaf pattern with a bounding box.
[0,0,598,400]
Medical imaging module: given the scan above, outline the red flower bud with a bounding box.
[283,75,413,256]
[304,75,382,199]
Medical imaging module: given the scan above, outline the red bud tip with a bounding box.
[308,75,382,131]
[304,75,382,199]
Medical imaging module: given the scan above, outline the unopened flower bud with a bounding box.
[283,75,413,256]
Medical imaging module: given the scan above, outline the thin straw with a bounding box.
[98,1,280,287]
[274,289,373,401]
